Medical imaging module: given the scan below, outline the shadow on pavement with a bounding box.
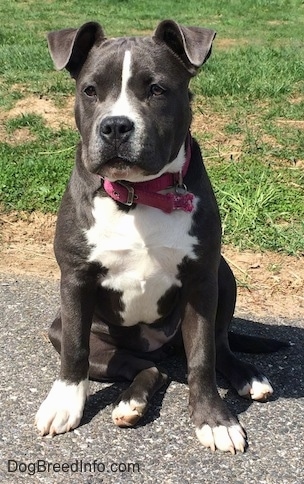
[79,317,303,429]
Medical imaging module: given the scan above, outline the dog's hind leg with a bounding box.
[215,257,273,401]
[111,366,167,427]
[89,332,168,427]
[49,317,168,426]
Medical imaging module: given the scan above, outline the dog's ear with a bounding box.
[47,22,106,77]
[153,20,216,75]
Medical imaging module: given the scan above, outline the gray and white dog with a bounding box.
[35,20,285,453]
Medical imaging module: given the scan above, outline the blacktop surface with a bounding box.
[0,273,303,483]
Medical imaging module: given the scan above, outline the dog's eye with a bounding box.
[150,84,165,96]
[84,85,97,97]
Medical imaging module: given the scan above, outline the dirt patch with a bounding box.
[0,211,303,319]
[191,108,245,161]
[215,38,244,49]
[222,246,303,319]
[0,95,75,142]
[267,20,289,26]
[276,118,304,129]
[1,127,37,145]
[0,94,75,145]
[0,212,58,279]
[9,95,75,129]
[191,106,303,164]
[289,96,303,105]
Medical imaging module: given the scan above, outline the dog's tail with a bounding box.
[228,332,290,354]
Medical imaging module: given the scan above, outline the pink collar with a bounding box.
[101,134,194,213]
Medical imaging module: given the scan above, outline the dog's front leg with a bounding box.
[182,281,247,454]
[35,272,95,436]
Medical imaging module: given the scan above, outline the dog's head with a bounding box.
[48,20,215,181]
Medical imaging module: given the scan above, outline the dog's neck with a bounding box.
[101,134,194,213]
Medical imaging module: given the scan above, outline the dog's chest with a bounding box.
[85,196,198,326]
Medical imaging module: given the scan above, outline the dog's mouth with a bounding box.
[97,157,145,181]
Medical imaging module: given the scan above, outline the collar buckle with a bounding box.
[116,181,135,206]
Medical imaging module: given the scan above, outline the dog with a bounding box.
[35,19,286,453]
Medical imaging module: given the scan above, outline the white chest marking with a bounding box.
[85,197,198,326]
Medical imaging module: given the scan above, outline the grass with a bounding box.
[0,0,303,255]
[0,114,77,211]
[210,161,303,254]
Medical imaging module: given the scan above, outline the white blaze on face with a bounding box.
[103,48,144,166]
[110,49,133,117]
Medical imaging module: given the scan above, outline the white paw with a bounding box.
[112,399,147,427]
[238,376,273,401]
[35,379,89,436]
[196,424,246,454]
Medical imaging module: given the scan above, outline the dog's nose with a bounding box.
[100,116,134,143]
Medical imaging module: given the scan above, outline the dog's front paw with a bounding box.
[35,379,88,436]
[196,423,246,454]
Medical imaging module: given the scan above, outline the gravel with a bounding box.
[1,273,303,483]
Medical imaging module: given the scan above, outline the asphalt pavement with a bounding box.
[0,273,303,483]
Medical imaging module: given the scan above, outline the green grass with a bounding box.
[0,115,76,211]
[0,0,303,254]
[209,161,304,254]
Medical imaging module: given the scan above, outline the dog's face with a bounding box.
[75,39,192,181]
[47,21,215,181]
